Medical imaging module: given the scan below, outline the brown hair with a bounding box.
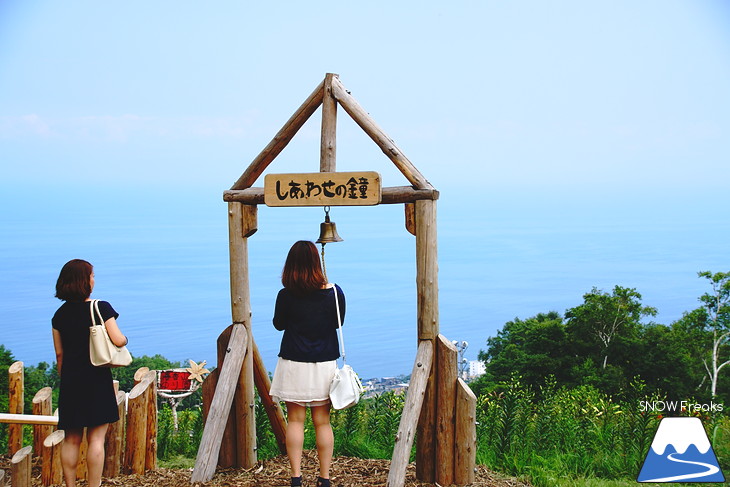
[281,241,326,295]
[55,259,93,301]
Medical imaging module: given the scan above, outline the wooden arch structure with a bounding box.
[191,73,477,487]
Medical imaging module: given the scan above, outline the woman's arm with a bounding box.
[104,317,128,347]
[52,328,63,375]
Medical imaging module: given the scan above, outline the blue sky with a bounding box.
[1,1,729,195]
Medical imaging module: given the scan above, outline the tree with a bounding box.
[693,271,730,398]
[565,286,657,370]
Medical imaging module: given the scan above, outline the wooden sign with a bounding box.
[264,171,381,207]
[158,370,194,392]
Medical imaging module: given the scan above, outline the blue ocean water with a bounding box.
[0,184,727,379]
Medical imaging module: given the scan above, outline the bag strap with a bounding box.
[333,285,346,364]
[89,299,103,327]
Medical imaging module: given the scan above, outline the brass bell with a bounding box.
[316,206,343,244]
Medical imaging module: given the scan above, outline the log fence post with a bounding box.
[436,335,458,486]
[104,390,127,477]
[455,378,477,485]
[42,430,65,486]
[32,387,53,457]
[11,445,33,487]
[8,361,24,456]
[124,370,156,474]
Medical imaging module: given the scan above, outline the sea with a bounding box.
[0,183,727,380]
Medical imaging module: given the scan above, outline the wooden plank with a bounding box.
[224,185,438,205]
[191,324,249,483]
[215,327,237,468]
[264,171,381,207]
[0,413,58,426]
[8,361,24,456]
[42,430,64,486]
[32,387,53,457]
[331,77,432,190]
[252,339,287,454]
[386,340,433,487]
[436,335,458,486]
[320,73,338,172]
[103,390,126,478]
[415,199,439,340]
[455,378,477,486]
[231,79,325,190]
[11,445,32,487]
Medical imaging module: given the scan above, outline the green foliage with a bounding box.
[157,405,204,460]
[111,354,183,392]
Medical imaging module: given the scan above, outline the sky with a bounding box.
[1,1,729,197]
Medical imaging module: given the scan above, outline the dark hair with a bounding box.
[282,241,326,295]
[55,259,93,301]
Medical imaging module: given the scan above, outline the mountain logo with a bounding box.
[637,417,725,483]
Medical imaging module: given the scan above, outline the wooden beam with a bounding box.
[320,73,338,172]
[436,335,458,486]
[0,413,58,426]
[224,185,438,205]
[331,77,432,190]
[191,324,249,483]
[231,79,325,190]
[386,340,433,487]
[415,199,438,340]
[455,378,477,486]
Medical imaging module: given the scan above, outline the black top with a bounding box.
[52,300,121,429]
[273,284,345,363]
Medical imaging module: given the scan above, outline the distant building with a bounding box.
[468,360,486,378]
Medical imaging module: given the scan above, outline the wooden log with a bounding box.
[215,326,237,468]
[124,370,155,474]
[436,335,458,486]
[415,199,438,340]
[77,430,88,480]
[191,324,249,483]
[42,430,64,486]
[223,185,439,206]
[32,387,54,457]
[455,378,477,486]
[228,202,257,469]
[415,350,436,483]
[134,367,150,385]
[252,339,287,454]
[386,340,433,487]
[231,79,325,190]
[104,390,126,477]
[145,374,158,471]
[8,361,24,456]
[0,468,5,487]
[404,202,416,236]
[320,72,338,172]
[0,413,59,425]
[331,77,432,190]
[202,367,219,422]
[11,445,32,487]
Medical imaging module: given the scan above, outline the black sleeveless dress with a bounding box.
[52,300,120,430]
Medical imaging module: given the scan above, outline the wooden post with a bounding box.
[320,73,338,172]
[77,431,88,480]
[8,361,24,456]
[32,387,53,456]
[104,390,126,478]
[216,327,238,467]
[125,370,155,474]
[0,468,5,487]
[42,430,64,486]
[252,339,287,454]
[228,201,257,469]
[11,445,32,487]
[436,335,458,486]
[386,340,433,487]
[145,375,158,471]
[191,324,249,483]
[455,378,477,486]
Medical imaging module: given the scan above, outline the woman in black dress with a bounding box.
[269,241,345,487]
[52,259,128,487]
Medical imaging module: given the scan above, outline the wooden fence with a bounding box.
[1,362,158,487]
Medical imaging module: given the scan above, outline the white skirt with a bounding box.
[269,358,337,407]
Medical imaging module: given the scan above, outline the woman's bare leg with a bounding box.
[285,402,306,478]
[311,404,333,479]
[86,423,109,487]
[61,428,84,487]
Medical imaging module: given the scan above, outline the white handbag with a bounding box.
[329,285,364,410]
[89,299,132,368]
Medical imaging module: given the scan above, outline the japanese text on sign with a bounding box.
[264,171,381,207]
[158,370,193,392]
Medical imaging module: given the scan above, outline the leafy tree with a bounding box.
[565,286,657,370]
[479,312,571,390]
